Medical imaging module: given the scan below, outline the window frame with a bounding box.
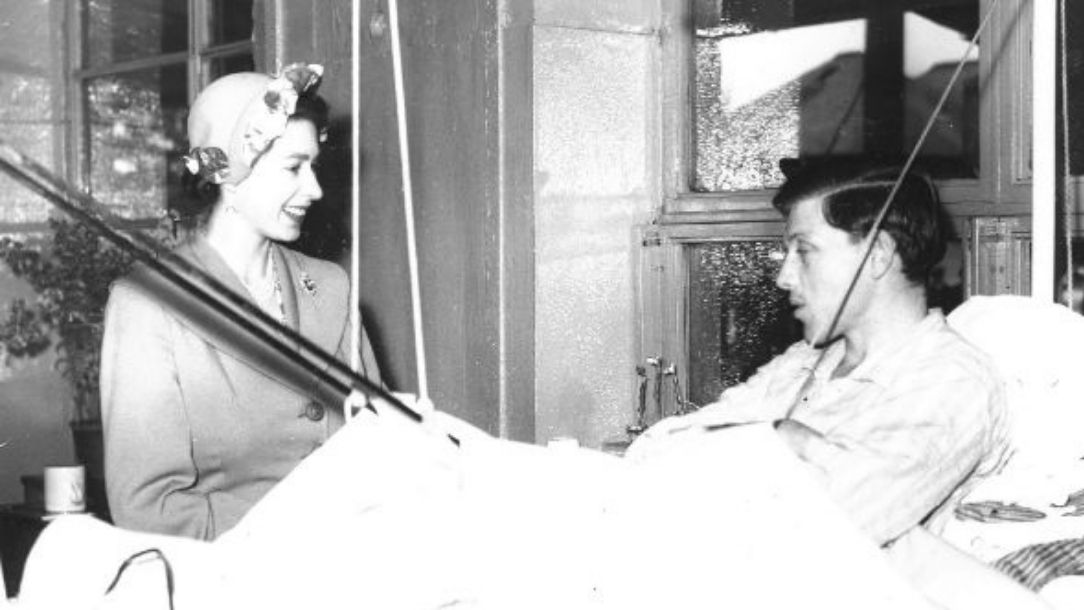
[659,0,1035,226]
[64,0,255,220]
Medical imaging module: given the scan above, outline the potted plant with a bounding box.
[0,216,168,510]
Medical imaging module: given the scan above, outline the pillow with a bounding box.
[943,296,1084,562]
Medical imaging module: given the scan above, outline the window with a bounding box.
[691,0,980,194]
[0,1,67,230]
[72,0,255,221]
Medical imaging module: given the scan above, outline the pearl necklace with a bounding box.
[243,249,287,326]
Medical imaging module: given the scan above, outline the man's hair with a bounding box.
[772,163,947,284]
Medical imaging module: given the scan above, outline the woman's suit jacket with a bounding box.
[100,237,381,540]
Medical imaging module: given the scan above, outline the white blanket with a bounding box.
[20,415,940,609]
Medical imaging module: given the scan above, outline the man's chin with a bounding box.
[800,323,835,348]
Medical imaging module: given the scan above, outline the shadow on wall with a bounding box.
[294,116,352,263]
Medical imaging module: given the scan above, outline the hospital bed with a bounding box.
[5,295,1082,609]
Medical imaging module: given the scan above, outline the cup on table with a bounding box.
[43,465,86,513]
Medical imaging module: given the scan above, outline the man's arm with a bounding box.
[774,418,841,463]
[801,373,1002,546]
[626,342,811,460]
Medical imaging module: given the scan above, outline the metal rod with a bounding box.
[0,139,424,426]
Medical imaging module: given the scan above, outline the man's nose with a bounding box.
[775,253,795,291]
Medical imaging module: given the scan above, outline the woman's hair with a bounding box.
[772,163,947,285]
[170,88,329,233]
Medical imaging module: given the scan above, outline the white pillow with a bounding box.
[944,296,1084,561]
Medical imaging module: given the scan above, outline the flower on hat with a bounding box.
[240,63,324,168]
[182,146,230,184]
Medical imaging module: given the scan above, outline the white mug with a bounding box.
[43,465,86,513]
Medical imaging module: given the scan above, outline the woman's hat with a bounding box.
[184,63,323,185]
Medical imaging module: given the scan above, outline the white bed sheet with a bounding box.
[20,415,949,610]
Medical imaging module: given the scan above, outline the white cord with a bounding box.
[388,0,430,402]
[350,0,362,373]
[1033,0,1057,301]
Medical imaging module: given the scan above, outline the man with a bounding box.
[628,164,1010,547]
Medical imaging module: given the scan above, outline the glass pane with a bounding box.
[693,0,980,192]
[209,53,256,81]
[0,1,64,225]
[209,0,254,45]
[83,64,188,219]
[83,0,188,68]
[686,241,800,407]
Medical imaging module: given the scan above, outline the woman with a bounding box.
[99,64,382,540]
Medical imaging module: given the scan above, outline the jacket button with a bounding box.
[303,401,325,422]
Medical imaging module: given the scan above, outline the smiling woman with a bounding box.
[97,64,385,541]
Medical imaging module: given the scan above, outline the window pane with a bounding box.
[209,53,256,81]
[209,0,254,45]
[0,1,64,225]
[686,241,799,406]
[83,0,188,68]
[83,64,188,219]
[693,0,980,192]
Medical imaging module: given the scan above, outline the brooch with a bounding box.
[300,273,317,296]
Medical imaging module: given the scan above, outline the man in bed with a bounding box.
[15,161,1031,608]
[19,153,1042,608]
[627,163,1011,549]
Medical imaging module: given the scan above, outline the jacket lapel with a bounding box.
[158,237,342,382]
[276,247,337,355]
[168,237,294,377]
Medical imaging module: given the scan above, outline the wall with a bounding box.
[253,0,663,450]
[352,0,534,440]
[0,0,74,504]
[532,0,662,448]
[263,1,356,264]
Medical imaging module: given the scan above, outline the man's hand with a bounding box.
[773,419,837,463]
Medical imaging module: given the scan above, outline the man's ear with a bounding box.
[869,231,898,279]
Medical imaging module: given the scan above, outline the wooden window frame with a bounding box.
[659,0,1035,224]
[64,0,255,221]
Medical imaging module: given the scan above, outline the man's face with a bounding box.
[775,196,869,345]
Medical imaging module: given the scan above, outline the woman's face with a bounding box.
[229,118,323,243]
